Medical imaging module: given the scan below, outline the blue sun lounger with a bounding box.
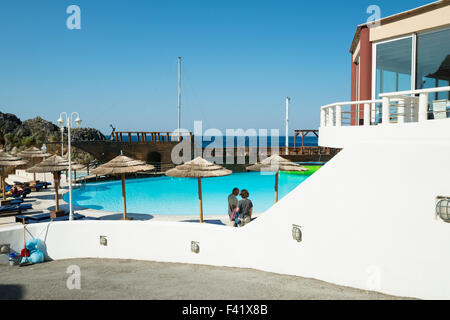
[15,212,98,224]
[0,203,32,215]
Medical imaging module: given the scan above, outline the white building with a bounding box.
[1,1,450,300]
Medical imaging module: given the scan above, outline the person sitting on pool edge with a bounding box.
[228,187,239,227]
[237,189,253,227]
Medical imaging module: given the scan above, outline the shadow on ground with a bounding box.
[181,219,226,226]
[0,285,23,300]
[99,213,154,221]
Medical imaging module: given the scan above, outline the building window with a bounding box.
[375,37,413,98]
[416,28,450,118]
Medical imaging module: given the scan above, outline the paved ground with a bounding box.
[0,259,406,300]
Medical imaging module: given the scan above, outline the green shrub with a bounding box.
[21,136,35,147]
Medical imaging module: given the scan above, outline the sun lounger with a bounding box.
[15,212,97,224]
[0,204,33,215]
[0,198,24,206]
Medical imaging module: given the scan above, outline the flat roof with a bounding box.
[350,0,450,53]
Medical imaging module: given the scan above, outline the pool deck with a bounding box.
[0,182,260,228]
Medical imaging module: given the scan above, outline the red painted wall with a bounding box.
[351,26,372,125]
[351,54,357,125]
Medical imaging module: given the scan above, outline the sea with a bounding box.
[104,135,318,148]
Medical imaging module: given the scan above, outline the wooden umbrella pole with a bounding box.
[23,218,26,247]
[2,168,5,200]
[198,177,204,223]
[32,158,37,182]
[274,171,279,203]
[53,172,60,212]
[121,173,127,220]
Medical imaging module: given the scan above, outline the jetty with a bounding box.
[71,129,340,172]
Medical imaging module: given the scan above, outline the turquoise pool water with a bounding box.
[67,172,309,215]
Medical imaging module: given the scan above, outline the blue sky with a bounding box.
[0,0,431,135]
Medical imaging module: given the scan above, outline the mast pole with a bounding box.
[285,97,290,155]
[177,57,182,140]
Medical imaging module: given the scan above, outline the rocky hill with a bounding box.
[0,111,106,163]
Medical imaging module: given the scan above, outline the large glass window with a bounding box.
[416,28,450,101]
[375,37,413,98]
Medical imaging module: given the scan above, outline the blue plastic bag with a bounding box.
[21,239,45,264]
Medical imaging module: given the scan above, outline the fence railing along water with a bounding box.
[110,131,193,143]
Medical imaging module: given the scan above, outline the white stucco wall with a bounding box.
[319,118,450,149]
[2,139,450,299]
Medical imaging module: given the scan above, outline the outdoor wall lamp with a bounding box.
[436,197,450,222]
[0,244,10,254]
[191,241,200,254]
[100,236,108,246]
[292,224,302,242]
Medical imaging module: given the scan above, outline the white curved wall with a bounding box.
[2,139,450,299]
[319,118,450,149]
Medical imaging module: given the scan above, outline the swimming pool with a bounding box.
[67,172,310,216]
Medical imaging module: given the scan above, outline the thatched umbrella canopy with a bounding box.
[246,155,308,203]
[165,157,232,223]
[19,146,52,159]
[62,153,86,183]
[10,147,18,155]
[91,155,155,220]
[27,155,71,213]
[0,151,28,200]
[19,147,52,182]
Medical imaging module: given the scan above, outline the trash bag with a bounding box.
[20,239,45,264]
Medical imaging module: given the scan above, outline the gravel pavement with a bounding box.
[0,259,407,300]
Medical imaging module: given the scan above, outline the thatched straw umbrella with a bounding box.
[0,151,28,201]
[165,157,232,223]
[91,155,155,220]
[63,153,86,184]
[246,155,308,203]
[19,147,52,182]
[10,147,18,155]
[27,155,71,214]
[71,163,85,183]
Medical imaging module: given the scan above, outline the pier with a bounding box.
[70,130,340,172]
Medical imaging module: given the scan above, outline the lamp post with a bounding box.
[57,112,82,221]
[60,126,64,157]
[285,97,290,156]
[41,144,47,182]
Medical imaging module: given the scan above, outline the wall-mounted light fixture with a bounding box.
[100,236,108,246]
[292,224,302,242]
[436,197,450,222]
[191,241,200,254]
[0,244,10,254]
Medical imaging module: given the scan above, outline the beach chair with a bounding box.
[15,212,96,224]
[0,203,33,216]
[0,198,24,206]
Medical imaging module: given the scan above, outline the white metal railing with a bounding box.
[320,86,450,128]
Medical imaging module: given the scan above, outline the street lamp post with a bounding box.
[60,126,64,157]
[41,144,47,182]
[285,97,290,156]
[58,112,82,221]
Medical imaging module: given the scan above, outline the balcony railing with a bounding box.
[320,86,450,128]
